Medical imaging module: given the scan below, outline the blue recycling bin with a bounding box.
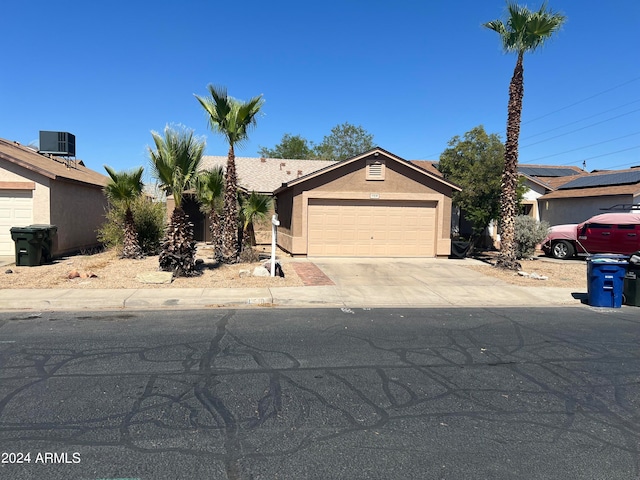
[587,254,628,308]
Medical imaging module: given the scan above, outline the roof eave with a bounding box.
[275,147,462,194]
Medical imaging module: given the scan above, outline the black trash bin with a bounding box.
[624,251,640,306]
[10,226,46,266]
[28,224,57,262]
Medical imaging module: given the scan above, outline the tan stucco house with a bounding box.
[274,148,460,257]
[0,138,108,257]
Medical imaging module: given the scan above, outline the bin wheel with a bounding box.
[551,240,574,259]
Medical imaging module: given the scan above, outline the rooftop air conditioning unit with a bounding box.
[39,131,76,156]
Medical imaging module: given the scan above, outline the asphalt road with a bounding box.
[0,307,638,480]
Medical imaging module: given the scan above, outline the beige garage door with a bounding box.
[0,190,34,256]
[307,199,437,257]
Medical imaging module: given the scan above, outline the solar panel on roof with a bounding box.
[519,166,582,177]
[558,170,640,189]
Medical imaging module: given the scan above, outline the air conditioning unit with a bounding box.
[39,131,76,156]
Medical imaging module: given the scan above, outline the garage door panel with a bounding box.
[0,190,34,256]
[308,199,436,257]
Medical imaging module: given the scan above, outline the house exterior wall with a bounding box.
[49,179,107,255]
[539,194,634,226]
[522,179,546,221]
[277,155,455,257]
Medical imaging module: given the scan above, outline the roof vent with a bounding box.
[39,131,76,156]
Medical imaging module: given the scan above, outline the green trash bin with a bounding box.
[28,224,57,262]
[10,226,46,266]
[624,264,640,306]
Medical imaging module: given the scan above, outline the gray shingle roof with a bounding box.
[199,156,337,194]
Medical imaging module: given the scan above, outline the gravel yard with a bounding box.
[0,246,587,290]
[1,246,304,289]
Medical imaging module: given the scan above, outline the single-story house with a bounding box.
[274,148,461,257]
[538,167,640,225]
[0,138,108,257]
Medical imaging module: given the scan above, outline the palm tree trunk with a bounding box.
[496,51,524,271]
[159,207,197,276]
[209,210,222,261]
[122,207,142,259]
[221,144,239,263]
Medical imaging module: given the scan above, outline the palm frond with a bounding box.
[240,191,273,230]
[485,1,566,54]
[195,167,225,214]
[103,165,144,207]
[147,125,205,208]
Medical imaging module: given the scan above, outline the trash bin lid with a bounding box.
[10,226,42,233]
[588,253,629,263]
[27,224,58,235]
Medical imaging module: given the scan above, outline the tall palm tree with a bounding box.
[103,165,144,259]
[195,166,225,260]
[239,191,273,249]
[148,125,205,276]
[195,85,264,263]
[484,2,565,270]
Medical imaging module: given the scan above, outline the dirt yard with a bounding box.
[463,255,587,289]
[1,246,304,289]
[0,247,587,290]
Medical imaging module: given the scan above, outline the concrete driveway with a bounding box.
[306,257,581,308]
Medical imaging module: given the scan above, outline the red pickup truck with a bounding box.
[541,212,640,259]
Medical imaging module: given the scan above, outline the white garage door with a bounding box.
[0,191,34,256]
[307,199,437,257]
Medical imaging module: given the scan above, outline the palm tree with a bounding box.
[103,165,144,259]
[195,166,225,260]
[148,125,205,276]
[484,2,565,270]
[239,191,273,249]
[195,85,264,263]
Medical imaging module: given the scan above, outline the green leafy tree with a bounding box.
[258,133,313,159]
[148,125,205,276]
[313,122,375,161]
[484,2,566,270]
[103,166,144,259]
[195,85,264,263]
[195,166,225,259]
[438,126,504,244]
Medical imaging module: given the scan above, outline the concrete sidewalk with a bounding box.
[0,257,587,311]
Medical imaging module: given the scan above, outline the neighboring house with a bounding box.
[518,164,584,221]
[168,156,337,242]
[274,148,460,257]
[417,162,583,246]
[0,138,108,257]
[538,167,640,225]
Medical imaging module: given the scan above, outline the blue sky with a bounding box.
[2,0,639,180]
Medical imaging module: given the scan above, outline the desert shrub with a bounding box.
[97,197,166,255]
[514,215,549,259]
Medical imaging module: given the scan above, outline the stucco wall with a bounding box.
[49,180,107,255]
[539,194,633,226]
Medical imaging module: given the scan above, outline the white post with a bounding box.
[271,214,280,277]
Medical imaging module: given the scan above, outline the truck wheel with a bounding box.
[551,240,574,259]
